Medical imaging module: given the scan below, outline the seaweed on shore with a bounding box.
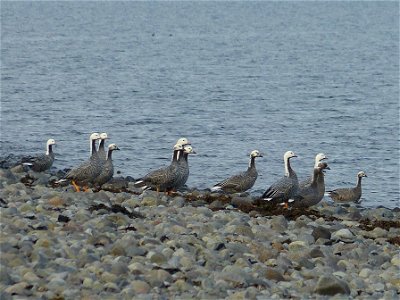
[88,203,145,219]
[183,192,340,222]
[387,236,400,246]
[359,218,400,231]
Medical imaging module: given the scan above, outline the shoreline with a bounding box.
[1,167,399,299]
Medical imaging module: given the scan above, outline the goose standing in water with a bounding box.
[211,150,263,193]
[134,143,184,192]
[62,132,102,192]
[94,143,120,188]
[292,162,330,208]
[327,171,367,203]
[261,151,299,208]
[175,144,196,190]
[299,153,327,187]
[21,139,56,172]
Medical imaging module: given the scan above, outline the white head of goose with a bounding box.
[176,137,191,146]
[314,153,328,168]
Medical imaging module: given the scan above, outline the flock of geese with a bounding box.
[19,133,368,208]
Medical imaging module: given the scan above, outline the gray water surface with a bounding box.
[1,2,399,208]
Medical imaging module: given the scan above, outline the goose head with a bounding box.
[357,171,367,178]
[176,137,191,146]
[46,139,56,146]
[173,143,184,151]
[100,132,109,140]
[183,145,196,154]
[108,143,120,151]
[90,132,101,141]
[315,153,327,167]
[284,151,297,161]
[250,150,263,158]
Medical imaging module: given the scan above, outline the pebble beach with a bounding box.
[1,166,399,299]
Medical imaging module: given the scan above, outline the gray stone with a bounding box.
[312,226,331,240]
[314,275,351,295]
[331,228,355,242]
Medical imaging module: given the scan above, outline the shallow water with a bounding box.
[1,2,399,208]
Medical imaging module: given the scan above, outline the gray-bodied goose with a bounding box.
[63,132,102,191]
[211,150,263,193]
[21,139,56,172]
[175,144,196,190]
[292,162,330,208]
[299,153,327,187]
[94,143,120,188]
[327,171,367,203]
[261,151,299,208]
[134,143,184,192]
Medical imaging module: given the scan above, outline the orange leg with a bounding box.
[71,180,81,192]
[83,186,90,192]
[283,202,289,209]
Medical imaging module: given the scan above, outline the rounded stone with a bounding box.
[130,280,150,294]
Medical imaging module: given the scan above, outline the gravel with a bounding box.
[0,168,399,299]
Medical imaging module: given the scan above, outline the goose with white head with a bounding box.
[175,144,196,190]
[134,140,187,192]
[94,143,120,188]
[212,150,263,193]
[299,153,328,188]
[261,150,299,208]
[327,171,367,203]
[21,139,56,172]
[292,162,330,208]
[63,132,102,191]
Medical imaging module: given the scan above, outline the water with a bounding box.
[1,1,399,208]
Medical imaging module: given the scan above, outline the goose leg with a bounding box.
[71,180,81,192]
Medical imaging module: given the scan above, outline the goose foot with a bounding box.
[71,180,81,192]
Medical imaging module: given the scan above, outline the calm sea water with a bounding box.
[1,2,399,208]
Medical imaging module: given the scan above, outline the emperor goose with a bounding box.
[327,171,367,203]
[261,151,299,208]
[21,139,56,172]
[299,153,327,187]
[94,143,120,188]
[62,132,102,191]
[175,144,196,190]
[211,150,263,193]
[292,162,330,208]
[134,142,185,192]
